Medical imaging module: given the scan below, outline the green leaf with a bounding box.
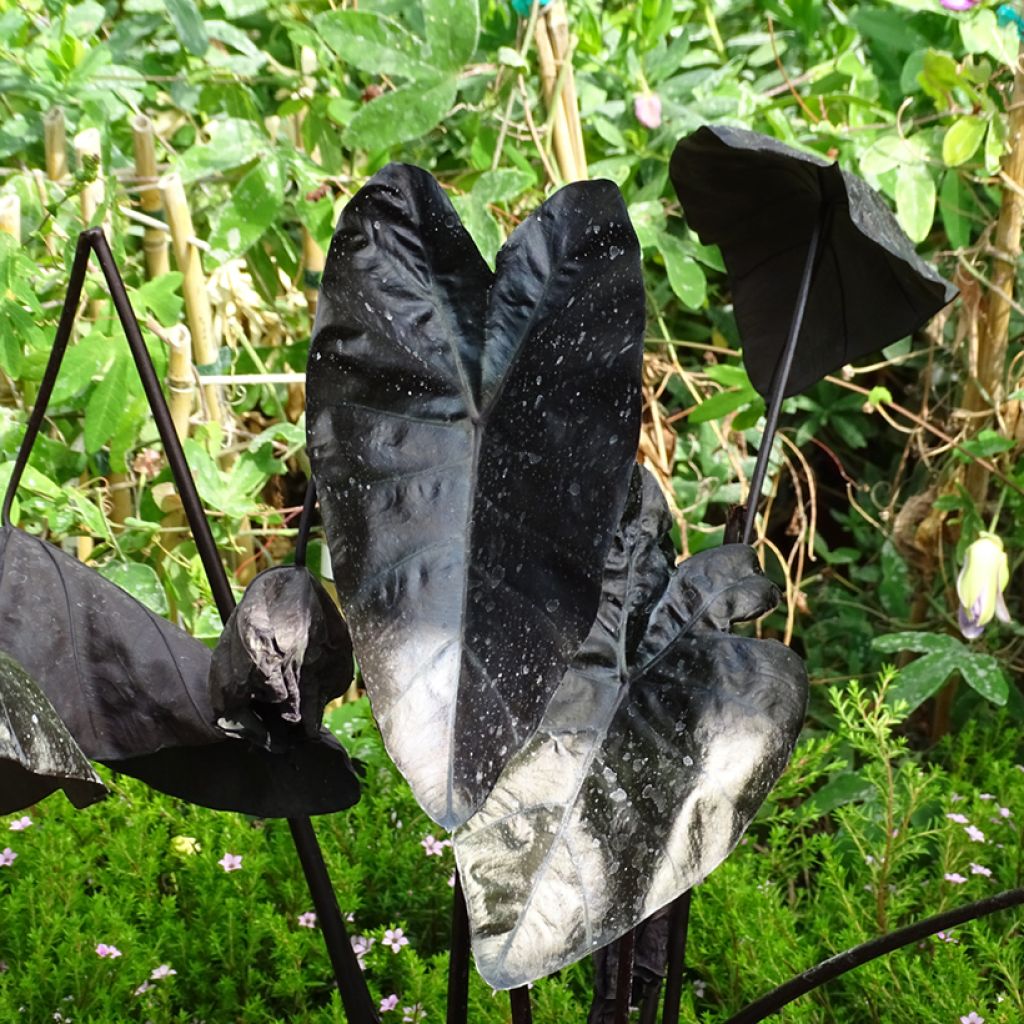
[805,772,872,817]
[48,334,110,405]
[315,11,434,78]
[939,171,973,249]
[165,0,209,57]
[423,0,480,70]
[658,233,706,309]
[886,651,960,712]
[471,168,534,205]
[703,364,751,389]
[343,76,457,152]
[99,561,170,617]
[879,540,911,619]
[84,354,131,453]
[451,195,503,270]
[176,118,270,183]
[959,654,1009,706]
[894,162,935,243]
[961,8,1019,68]
[129,273,184,327]
[689,385,757,424]
[873,631,963,657]
[942,116,986,167]
[208,156,285,258]
[64,490,112,544]
[497,45,527,71]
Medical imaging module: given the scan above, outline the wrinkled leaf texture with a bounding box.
[0,650,105,814]
[0,526,359,817]
[210,566,354,751]
[670,125,957,398]
[455,469,809,989]
[307,163,645,829]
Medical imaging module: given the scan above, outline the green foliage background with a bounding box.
[0,0,1022,1020]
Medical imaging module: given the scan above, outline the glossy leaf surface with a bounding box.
[307,163,644,828]
[0,651,105,814]
[209,566,354,751]
[670,125,957,398]
[0,526,359,817]
[455,471,808,989]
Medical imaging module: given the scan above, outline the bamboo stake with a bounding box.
[131,115,171,279]
[159,172,223,428]
[534,19,577,184]
[963,37,1024,503]
[164,323,195,441]
[44,107,68,183]
[0,195,20,242]
[545,1,587,180]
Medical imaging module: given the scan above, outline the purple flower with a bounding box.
[634,93,662,129]
[998,806,1012,818]
[351,935,374,970]
[421,835,446,856]
[297,912,317,929]
[217,853,243,872]
[965,825,986,843]
[937,931,959,943]
[447,870,456,888]
[946,812,969,824]
[95,943,122,959]
[970,863,992,877]
[149,964,176,980]
[960,1013,985,1024]
[941,0,979,9]
[403,1005,425,1023]
[383,927,409,953]
[0,847,16,867]
[8,816,31,831]
[380,994,399,1012]
[944,872,967,884]
[133,982,153,996]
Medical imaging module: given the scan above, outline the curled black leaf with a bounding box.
[209,566,353,751]
[455,469,809,989]
[307,163,645,828]
[0,650,105,814]
[0,526,359,817]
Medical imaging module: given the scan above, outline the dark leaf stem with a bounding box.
[20,231,378,1024]
[724,889,1024,1024]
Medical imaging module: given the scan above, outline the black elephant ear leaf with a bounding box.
[307,162,645,829]
[669,124,957,399]
[454,468,809,989]
[0,526,360,817]
[209,566,353,751]
[0,651,106,814]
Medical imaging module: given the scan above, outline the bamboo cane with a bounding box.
[44,107,68,183]
[131,115,171,279]
[545,1,587,180]
[0,195,20,242]
[159,172,223,428]
[533,20,577,184]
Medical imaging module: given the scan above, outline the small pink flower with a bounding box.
[351,935,374,970]
[998,806,1012,818]
[946,813,969,824]
[8,816,31,831]
[0,847,16,867]
[403,1005,425,1023]
[380,994,399,1012]
[965,825,985,843]
[941,0,979,9]
[960,1013,985,1024]
[149,964,176,980]
[944,872,967,884]
[217,853,243,872]
[383,927,409,953]
[936,931,959,944]
[297,912,317,929]
[447,870,456,888]
[133,982,153,996]
[979,793,995,801]
[634,93,662,129]
[421,835,445,856]
[95,943,122,959]
[970,863,992,877]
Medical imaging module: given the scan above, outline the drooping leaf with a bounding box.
[342,76,457,153]
[209,566,353,752]
[0,651,106,814]
[454,470,808,989]
[307,163,645,828]
[0,526,360,817]
[165,0,209,57]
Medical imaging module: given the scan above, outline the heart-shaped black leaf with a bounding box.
[307,163,645,828]
[0,526,359,817]
[0,650,106,814]
[209,566,353,751]
[454,469,808,989]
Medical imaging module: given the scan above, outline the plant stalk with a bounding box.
[447,871,472,1024]
[660,889,692,1024]
[741,218,823,545]
[131,115,171,279]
